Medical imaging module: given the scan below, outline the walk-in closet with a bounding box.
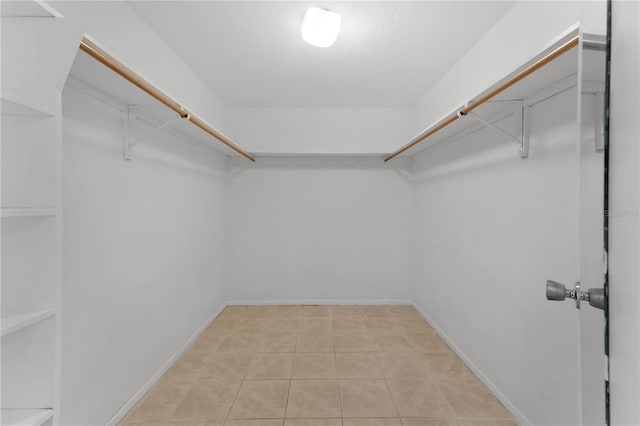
[1,1,639,425]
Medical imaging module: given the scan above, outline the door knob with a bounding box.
[546,280,605,310]
[546,280,575,300]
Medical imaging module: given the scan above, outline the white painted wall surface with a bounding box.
[60,86,228,425]
[50,1,228,133]
[608,1,640,424]
[226,157,412,303]
[413,0,606,134]
[411,88,581,425]
[227,108,415,154]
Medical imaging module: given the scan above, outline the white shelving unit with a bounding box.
[0,409,54,426]
[1,2,82,425]
[1,209,57,218]
[1,309,56,337]
[1,91,54,117]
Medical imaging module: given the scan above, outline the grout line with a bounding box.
[334,342,343,419]
[433,379,458,420]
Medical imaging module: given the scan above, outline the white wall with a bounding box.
[226,157,412,303]
[227,108,415,154]
[50,1,229,133]
[60,85,228,425]
[609,1,640,425]
[413,0,606,134]
[411,88,581,425]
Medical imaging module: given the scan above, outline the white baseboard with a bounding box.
[410,301,531,426]
[226,298,413,306]
[105,302,228,426]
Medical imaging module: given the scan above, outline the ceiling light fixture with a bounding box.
[301,7,341,48]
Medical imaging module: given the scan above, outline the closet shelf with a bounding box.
[0,0,60,18]
[1,309,56,337]
[76,37,255,162]
[1,92,54,117]
[1,208,57,218]
[0,409,53,426]
[385,26,589,162]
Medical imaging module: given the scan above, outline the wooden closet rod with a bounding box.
[384,35,580,162]
[79,37,255,162]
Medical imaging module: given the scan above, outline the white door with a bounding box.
[546,30,608,425]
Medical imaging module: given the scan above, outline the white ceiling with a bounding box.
[129,1,514,108]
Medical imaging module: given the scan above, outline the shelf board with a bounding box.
[1,208,56,218]
[1,92,53,117]
[0,0,61,18]
[1,309,56,337]
[0,409,53,426]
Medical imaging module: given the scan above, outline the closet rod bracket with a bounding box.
[122,106,135,161]
[458,104,530,159]
[122,106,185,161]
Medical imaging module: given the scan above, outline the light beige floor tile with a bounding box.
[368,333,414,352]
[124,379,191,422]
[228,380,290,419]
[268,305,302,318]
[330,306,362,320]
[358,306,392,318]
[198,353,254,380]
[217,332,261,352]
[284,420,341,426]
[208,319,243,333]
[286,380,341,418]
[300,306,332,318]
[385,305,418,317]
[364,317,402,332]
[243,306,272,318]
[343,420,402,426]
[421,354,475,380]
[296,331,334,352]
[225,420,284,426]
[292,353,337,379]
[396,317,432,332]
[189,332,228,353]
[258,332,298,352]
[175,422,225,426]
[332,318,366,333]
[404,333,452,353]
[339,379,398,418]
[123,307,512,426]
[376,352,428,379]
[386,380,453,418]
[219,306,248,318]
[234,318,266,333]
[164,352,207,382]
[300,318,332,331]
[245,353,294,379]
[265,318,300,333]
[332,333,375,352]
[335,353,383,378]
[172,380,242,421]
[401,419,456,426]
[456,419,516,426]
[435,381,511,419]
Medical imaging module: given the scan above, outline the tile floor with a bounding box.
[119,305,515,426]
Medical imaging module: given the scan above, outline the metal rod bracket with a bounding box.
[121,106,135,161]
[458,104,530,159]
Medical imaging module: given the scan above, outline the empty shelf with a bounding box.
[1,208,56,218]
[1,92,53,117]
[1,309,56,337]
[0,409,53,426]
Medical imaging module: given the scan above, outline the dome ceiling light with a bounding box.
[301,7,341,48]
